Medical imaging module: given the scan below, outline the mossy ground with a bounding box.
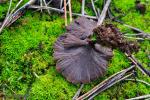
[0,0,150,100]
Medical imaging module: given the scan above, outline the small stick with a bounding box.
[0,0,12,33]
[125,78,150,86]
[124,34,144,36]
[123,36,144,40]
[29,5,97,19]
[47,0,53,5]
[9,0,24,15]
[64,0,67,26]
[72,84,84,100]
[5,0,24,24]
[81,0,85,15]
[68,0,72,22]
[6,0,12,17]
[88,73,133,100]
[123,24,145,33]
[34,0,52,12]
[61,0,70,10]
[40,0,43,12]
[106,4,146,34]
[60,0,63,9]
[33,72,39,78]
[91,0,98,17]
[125,94,150,100]
[125,53,150,76]
[77,65,135,100]
[43,0,51,14]
[0,0,36,33]
[97,8,101,17]
[97,0,111,26]
[124,33,150,39]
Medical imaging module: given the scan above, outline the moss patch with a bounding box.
[0,0,150,100]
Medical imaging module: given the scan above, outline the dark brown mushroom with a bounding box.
[135,0,146,14]
[53,17,113,84]
[54,34,113,84]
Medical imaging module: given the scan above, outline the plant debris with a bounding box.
[93,24,139,54]
[54,17,113,84]
[77,65,135,100]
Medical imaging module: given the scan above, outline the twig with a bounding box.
[97,8,100,17]
[81,0,85,15]
[60,0,63,9]
[33,72,39,78]
[7,0,24,16]
[91,0,98,18]
[47,0,53,5]
[125,53,150,77]
[6,0,12,17]
[88,73,133,100]
[123,24,145,33]
[34,0,53,12]
[123,36,145,40]
[97,0,111,26]
[0,0,12,33]
[124,34,144,36]
[0,0,36,33]
[5,0,36,27]
[29,5,97,19]
[106,3,150,39]
[125,33,150,40]
[72,84,84,100]
[43,0,51,14]
[125,78,150,86]
[61,0,70,10]
[77,65,135,100]
[64,0,67,26]
[125,94,150,100]
[40,0,43,12]
[68,0,72,22]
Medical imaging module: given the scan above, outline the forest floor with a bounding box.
[0,0,150,100]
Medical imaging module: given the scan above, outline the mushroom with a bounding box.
[135,0,146,14]
[53,17,113,84]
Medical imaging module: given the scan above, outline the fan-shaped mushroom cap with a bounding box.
[66,17,96,39]
[53,17,113,84]
[54,34,113,84]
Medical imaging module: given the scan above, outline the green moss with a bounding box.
[28,67,77,100]
[0,0,150,99]
[71,0,81,13]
